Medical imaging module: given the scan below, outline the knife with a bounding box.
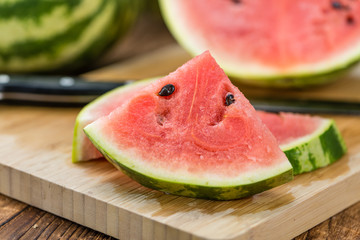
[0,74,132,106]
[1,74,360,114]
[249,98,360,115]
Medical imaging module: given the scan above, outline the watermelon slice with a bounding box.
[72,79,152,162]
[159,0,360,87]
[257,111,346,175]
[83,51,293,200]
[73,83,346,175]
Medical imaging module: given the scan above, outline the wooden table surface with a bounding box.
[1,13,360,240]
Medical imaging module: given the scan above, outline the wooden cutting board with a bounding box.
[1,45,360,240]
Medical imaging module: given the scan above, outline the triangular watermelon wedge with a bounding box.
[84,51,293,200]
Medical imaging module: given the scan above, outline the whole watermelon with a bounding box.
[0,0,142,73]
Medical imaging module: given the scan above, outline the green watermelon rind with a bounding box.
[0,0,142,73]
[229,62,359,88]
[84,124,293,200]
[281,119,347,175]
[72,79,154,163]
[159,0,360,88]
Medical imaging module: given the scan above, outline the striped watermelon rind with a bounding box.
[0,0,142,73]
[281,119,347,175]
[84,126,293,200]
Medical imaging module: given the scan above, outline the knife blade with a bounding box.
[0,74,132,106]
[1,74,360,115]
[249,98,360,115]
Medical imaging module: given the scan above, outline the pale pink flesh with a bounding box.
[179,0,360,69]
[257,111,323,146]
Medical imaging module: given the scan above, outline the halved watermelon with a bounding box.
[257,111,346,175]
[159,0,360,87]
[84,51,293,200]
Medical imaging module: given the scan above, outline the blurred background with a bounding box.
[1,0,360,108]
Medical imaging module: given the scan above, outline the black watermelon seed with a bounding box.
[225,93,235,106]
[347,15,355,25]
[158,84,175,96]
[331,1,350,10]
[331,1,343,9]
[231,0,241,4]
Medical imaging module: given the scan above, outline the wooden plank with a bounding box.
[0,194,27,226]
[0,46,360,239]
[0,206,44,239]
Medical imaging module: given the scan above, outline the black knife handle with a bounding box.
[0,74,128,96]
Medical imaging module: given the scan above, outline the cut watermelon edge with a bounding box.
[282,119,347,175]
[280,119,333,151]
[72,79,154,163]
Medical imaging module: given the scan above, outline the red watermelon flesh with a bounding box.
[160,0,360,80]
[84,51,292,192]
[72,80,151,162]
[75,91,327,163]
[257,111,323,146]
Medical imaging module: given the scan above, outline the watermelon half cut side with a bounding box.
[159,0,360,87]
[84,51,293,200]
[72,79,152,162]
[257,111,347,175]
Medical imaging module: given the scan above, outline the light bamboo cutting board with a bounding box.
[1,45,360,240]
